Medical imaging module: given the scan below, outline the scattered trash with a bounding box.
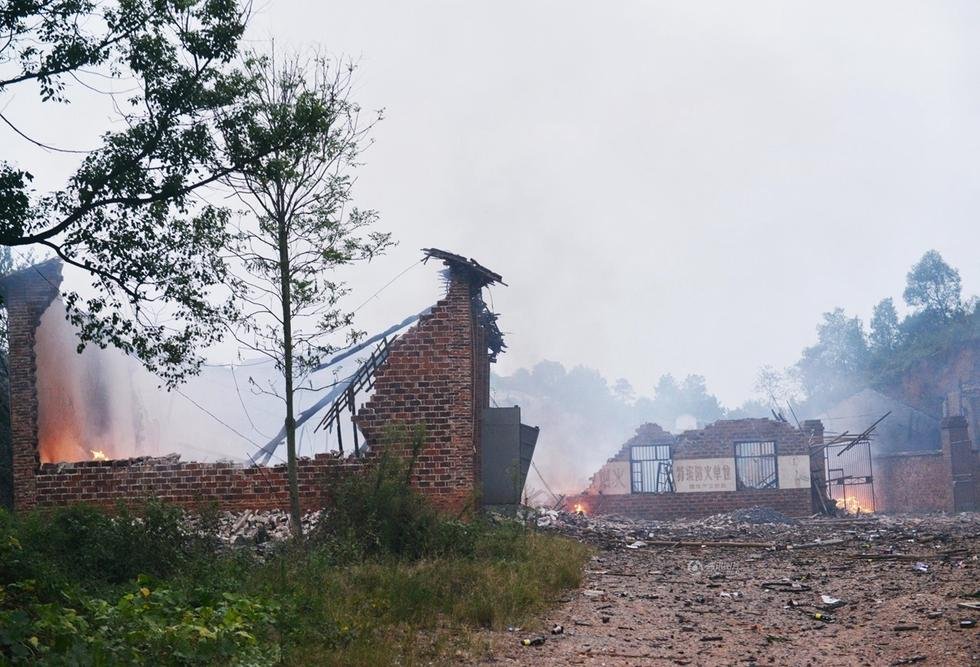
[959,619,976,629]
[891,656,926,665]
[762,581,812,592]
[550,624,564,635]
[626,540,647,549]
[813,612,834,623]
[521,637,545,647]
[893,624,920,632]
[820,595,845,609]
[912,562,929,573]
[700,635,723,642]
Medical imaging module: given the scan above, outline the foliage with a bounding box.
[0,492,588,665]
[902,249,963,319]
[0,577,278,665]
[791,250,976,411]
[313,427,480,563]
[260,528,587,666]
[795,308,870,410]
[869,297,901,353]
[0,0,315,384]
[222,51,393,533]
[0,502,215,596]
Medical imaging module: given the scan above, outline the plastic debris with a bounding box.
[550,624,564,635]
[820,594,845,609]
[912,562,929,573]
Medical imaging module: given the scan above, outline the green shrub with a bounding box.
[0,577,278,665]
[0,501,217,597]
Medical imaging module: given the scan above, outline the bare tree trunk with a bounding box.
[278,213,303,537]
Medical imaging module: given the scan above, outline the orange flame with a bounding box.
[573,503,586,515]
[90,450,108,461]
[837,496,869,515]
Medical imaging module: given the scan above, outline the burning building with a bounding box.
[564,419,819,519]
[567,407,979,520]
[0,249,538,514]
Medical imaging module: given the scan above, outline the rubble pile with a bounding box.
[184,509,323,548]
[483,509,979,665]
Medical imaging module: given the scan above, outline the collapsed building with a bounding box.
[0,249,538,514]
[564,411,979,520]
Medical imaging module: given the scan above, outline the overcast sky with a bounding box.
[9,1,980,407]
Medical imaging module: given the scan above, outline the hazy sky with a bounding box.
[8,2,980,407]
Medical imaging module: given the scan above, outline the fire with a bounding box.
[90,450,108,461]
[573,503,586,516]
[836,496,870,515]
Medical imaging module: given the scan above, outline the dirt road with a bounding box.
[479,512,979,666]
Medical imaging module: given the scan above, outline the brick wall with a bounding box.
[355,271,489,514]
[673,418,809,459]
[563,488,811,520]
[2,256,496,516]
[32,453,369,511]
[874,452,951,513]
[0,260,62,511]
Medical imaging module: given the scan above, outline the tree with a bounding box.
[613,378,635,404]
[869,297,901,353]
[902,250,962,319]
[797,308,869,408]
[224,53,391,535]
[0,1,305,383]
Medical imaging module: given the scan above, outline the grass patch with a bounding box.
[0,455,589,664]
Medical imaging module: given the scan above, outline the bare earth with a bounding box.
[477,511,979,666]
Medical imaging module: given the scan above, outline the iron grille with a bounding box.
[630,444,673,493]
[734,440,778,490]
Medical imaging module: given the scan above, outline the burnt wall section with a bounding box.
[874,452,951,514]
[872,416,978,513]
[563,488,811,520]
[0,259,63,511]
[356,272,489,514]
[33,453,369,511]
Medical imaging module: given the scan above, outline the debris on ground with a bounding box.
[478,509,979,666]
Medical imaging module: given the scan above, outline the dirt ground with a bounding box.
[477,511,979,666]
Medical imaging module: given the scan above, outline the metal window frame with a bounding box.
[733,439,779,490]
[629,444,672,493]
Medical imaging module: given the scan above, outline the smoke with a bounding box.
[32,299,323,464]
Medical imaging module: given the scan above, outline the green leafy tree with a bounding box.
[902,250,962,320]
[224,52,392,535]
[869,297,901,353]
[797,308,869,409]
[0,0,303,384]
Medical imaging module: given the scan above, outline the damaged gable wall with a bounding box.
[0,252,502,515]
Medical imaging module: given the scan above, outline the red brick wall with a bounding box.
[673,418,809,459]
[0,260,62,511]
[32,453,369,511]
[874,452,952,513]
[4,259,493,516]
[354,271,488,515]
[563,488,811,520]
